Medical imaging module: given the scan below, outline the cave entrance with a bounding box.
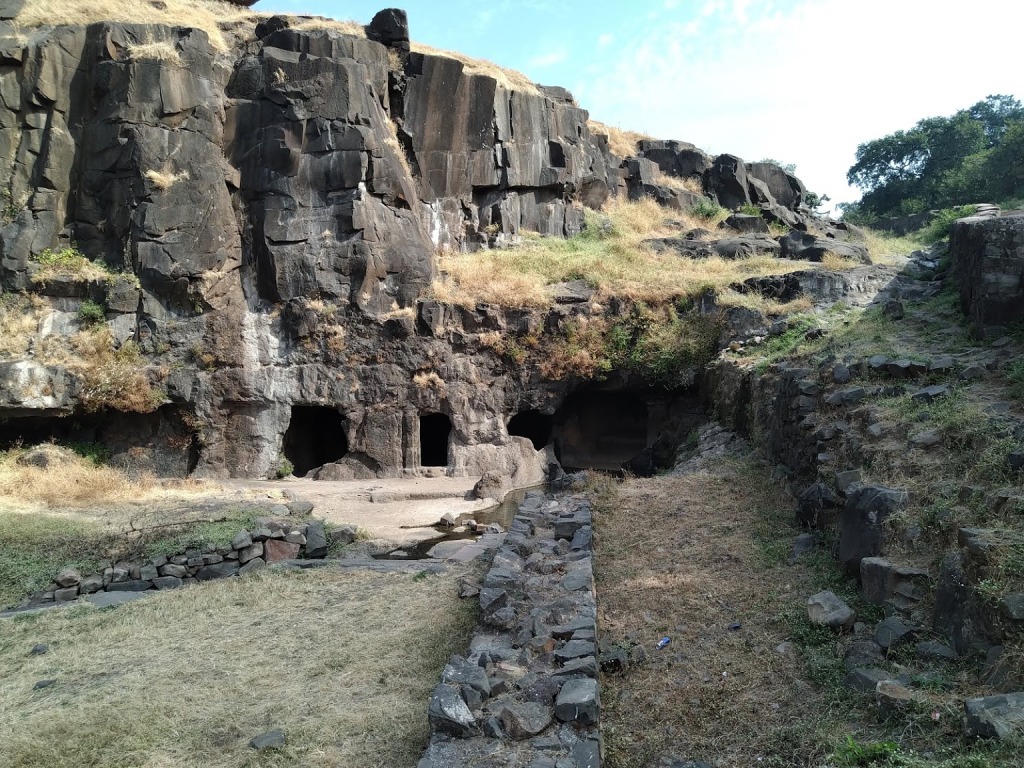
[508,409,553,450]
[420,412,451,467]
[553,391,649,471]
[283,405,348,477]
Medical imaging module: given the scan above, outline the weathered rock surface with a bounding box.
[952,213,1024,334]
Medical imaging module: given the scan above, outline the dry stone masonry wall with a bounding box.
[419,490,600,768]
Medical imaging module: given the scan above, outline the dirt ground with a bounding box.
[226,475,499,546]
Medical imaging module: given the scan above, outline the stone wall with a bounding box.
[952,213,1024,335]
[10,508,356,612]
[419,490,600,767]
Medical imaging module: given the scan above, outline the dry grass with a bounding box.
[30,248,112,284]
[587,120,654,159]
[593,459,1015,768]
[145,163,190,190]
[125,39,181,64]
[820,252,860,271]
[411,42,536,94]
[413,370,446,390]
[0,448,154,507]
[854,227,921,266]
[716,288,814,317]
[652,170,703,195]
[429,197,813,308]
[288,16,365,37]
[0,294,45,360]
[35,328,163,414]
[0,568,477,768]
[72,329,163,413]
[595,461,844,767]
[13,0,258,52]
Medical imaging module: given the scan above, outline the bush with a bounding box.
[917,204,978,243]
[738,203,762,217]
[276,458,294,479]
[693,196,725,221]
[78,299,106,327]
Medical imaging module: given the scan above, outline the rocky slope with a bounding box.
[0,6,819,482]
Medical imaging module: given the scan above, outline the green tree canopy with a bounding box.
[846,94,1024,219]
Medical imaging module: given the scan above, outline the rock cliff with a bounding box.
[0,7,805,481]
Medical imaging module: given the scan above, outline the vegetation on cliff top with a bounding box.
[431,197,819,309]
[13,0,539,92]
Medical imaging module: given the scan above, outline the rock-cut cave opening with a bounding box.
[420,412,452,467]
[552,391,649,471]
[282,405,348,477]
[507,409,553,450]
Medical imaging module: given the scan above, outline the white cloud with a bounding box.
[598,33,615,47]
[575,0,1024,206]
[529,50,568,69]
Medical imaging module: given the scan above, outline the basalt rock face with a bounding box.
[0,14,626,480]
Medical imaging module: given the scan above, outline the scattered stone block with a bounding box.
[238,542,264,564]
[249,730,286,750]
[876,679,914,716]
[916,641,958,661]
[159,563,188,579]
[304,521,328,558]
[963,692,1024,740]
[231,530,253,550]
[874,617,918,651]
[152,576,183,590]
[29,644,48,655]
[844,640,884,671]
[106,580,151,592]
[328,525,358,546]
[807,590,855,630]
[54,587,78,603]
[239,558,267,576]
[843,667,890,693]
[1000,593,1024,621]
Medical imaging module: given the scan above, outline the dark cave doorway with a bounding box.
[507,409,553,450]
[420,412,452,467]
[282,405,348,477]
[553,391,649,471]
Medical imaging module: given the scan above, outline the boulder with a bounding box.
[720,213,769,234]
[779,230,870,264]
[963,692,1024,740]
[807,590,855,630]
[472,470,508,501]
[704,154,750,210]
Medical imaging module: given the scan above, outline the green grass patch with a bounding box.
[141,510,263,558]
[0,510,113,608]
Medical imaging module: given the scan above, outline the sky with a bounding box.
[255,0,1023,210]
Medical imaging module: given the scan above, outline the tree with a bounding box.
[846,94,1023,218]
